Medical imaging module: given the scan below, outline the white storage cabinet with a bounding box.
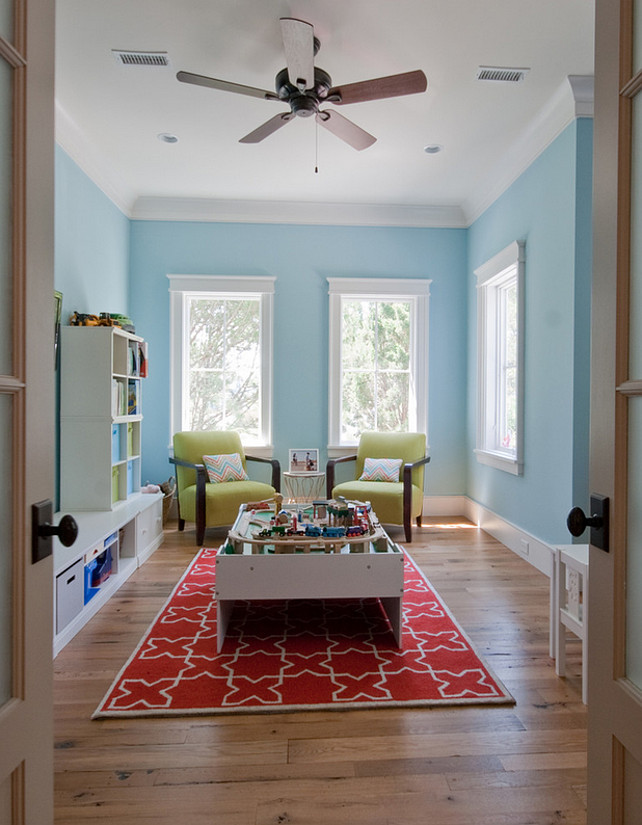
[56,325,162,655]
[53,494,163,655]
[60,326,147,511]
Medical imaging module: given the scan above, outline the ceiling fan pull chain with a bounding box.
[315,117,319,174]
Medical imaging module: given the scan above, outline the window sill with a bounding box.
[474,448,522,475]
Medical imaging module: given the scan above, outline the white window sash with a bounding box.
[474,242,524,475]
[327,277,431,453]
[168,275,275,453]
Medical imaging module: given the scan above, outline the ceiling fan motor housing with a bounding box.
[275,66,332,117]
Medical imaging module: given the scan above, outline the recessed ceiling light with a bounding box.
[157,132,179,144]
[424,144,443,154]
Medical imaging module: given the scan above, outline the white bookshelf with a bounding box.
[60,326,148,511]
[56,325,161,655]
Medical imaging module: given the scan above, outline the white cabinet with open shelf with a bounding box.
[60,326,148,511]
[53,493,163,656]
[56,325,162,654]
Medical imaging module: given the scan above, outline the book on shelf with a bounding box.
[138,342,148,378]
[127,379,139,415]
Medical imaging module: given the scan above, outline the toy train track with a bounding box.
[224,497,391,555]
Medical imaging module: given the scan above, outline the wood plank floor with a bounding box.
[53,517,587,825]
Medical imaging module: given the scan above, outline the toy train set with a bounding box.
[223,495,391,555]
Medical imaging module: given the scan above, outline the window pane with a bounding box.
[377,372,410,431]
[504,283,517,367]
[342,300,375,370]
[630,94,642,379]
[0,394,12,705]
[187,296,261,439]
[226,299,260,354]
[341,372,375,441]
[0,0,12,43]
[188,371,224,430]
[627,395,642,691]
[189,299,225,367]
[501,366,517,449]
[0,58,13,375]
[377,301,411,370]
[225,369,259,439]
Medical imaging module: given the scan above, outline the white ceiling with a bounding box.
[55,0,595,226]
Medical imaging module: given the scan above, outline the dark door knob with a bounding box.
[32,500,79,563]
[566,494,609,552]
[39,513,79,546]
[567,506,603,537]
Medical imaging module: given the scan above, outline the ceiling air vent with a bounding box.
[476,66,530,83]
[112,50,170,67]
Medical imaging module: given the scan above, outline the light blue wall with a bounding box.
[54,119,592,547]
[129,221,468,489]
[55,146,130,323]
[54,146,130,506]
[466,119,593,544]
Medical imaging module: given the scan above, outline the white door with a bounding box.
[588,0,642,821]
[0,0,56,822]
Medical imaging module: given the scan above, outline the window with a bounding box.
[169,275,275,451]
[328,277,430,451]
[475,241,524,474]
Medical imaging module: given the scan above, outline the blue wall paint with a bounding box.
[55,146,130,323]
[54,119,592,547]
[572,119,594,510]
[54,146,130,506]
[129,221,468,489]
[466,120,593,544]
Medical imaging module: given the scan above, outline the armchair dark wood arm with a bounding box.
[169,456,208,537]
[169,454,280,544]
[245,455,281,492]
[326,454,358,498]
[403,455,431,542]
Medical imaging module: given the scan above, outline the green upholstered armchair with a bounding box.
[326,431,429,543]
[170,431,280,545]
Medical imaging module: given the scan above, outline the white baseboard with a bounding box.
[422,495,469,516]
[423,495,555,579]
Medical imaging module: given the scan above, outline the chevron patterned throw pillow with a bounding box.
[203,453,249,483]
[359,457,403,482]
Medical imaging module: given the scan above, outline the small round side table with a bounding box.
[283,472,325,504]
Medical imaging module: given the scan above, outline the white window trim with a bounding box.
[168,274,275,456]
[327,277,431,456]
[474,241,525,475]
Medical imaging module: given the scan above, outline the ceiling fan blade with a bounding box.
[327,69,427,105]
[177,70,279,101]
[280,17,315,90]
[316,110,376,151]
[239,112,295,144]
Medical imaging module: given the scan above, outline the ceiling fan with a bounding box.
[176,17,427,150]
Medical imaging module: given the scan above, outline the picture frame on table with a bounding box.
[288,448,319,474]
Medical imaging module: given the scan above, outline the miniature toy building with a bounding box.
[224,496,389,555]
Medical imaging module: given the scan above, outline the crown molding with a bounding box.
[129,196,467,228]
[56,74,592,230]
[462,75,594,225]
[55,101,137,216]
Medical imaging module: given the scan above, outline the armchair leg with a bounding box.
[196,523,205,546]
[178,518,185,532]
[404,517,412,543]
[195,466,207,547]
[416,515,422,528]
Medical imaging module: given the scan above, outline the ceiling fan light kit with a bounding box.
[177,17,427,151]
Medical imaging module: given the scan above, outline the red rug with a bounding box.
[94,547,513,717]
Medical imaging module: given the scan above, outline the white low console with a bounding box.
[53,492,163,656]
